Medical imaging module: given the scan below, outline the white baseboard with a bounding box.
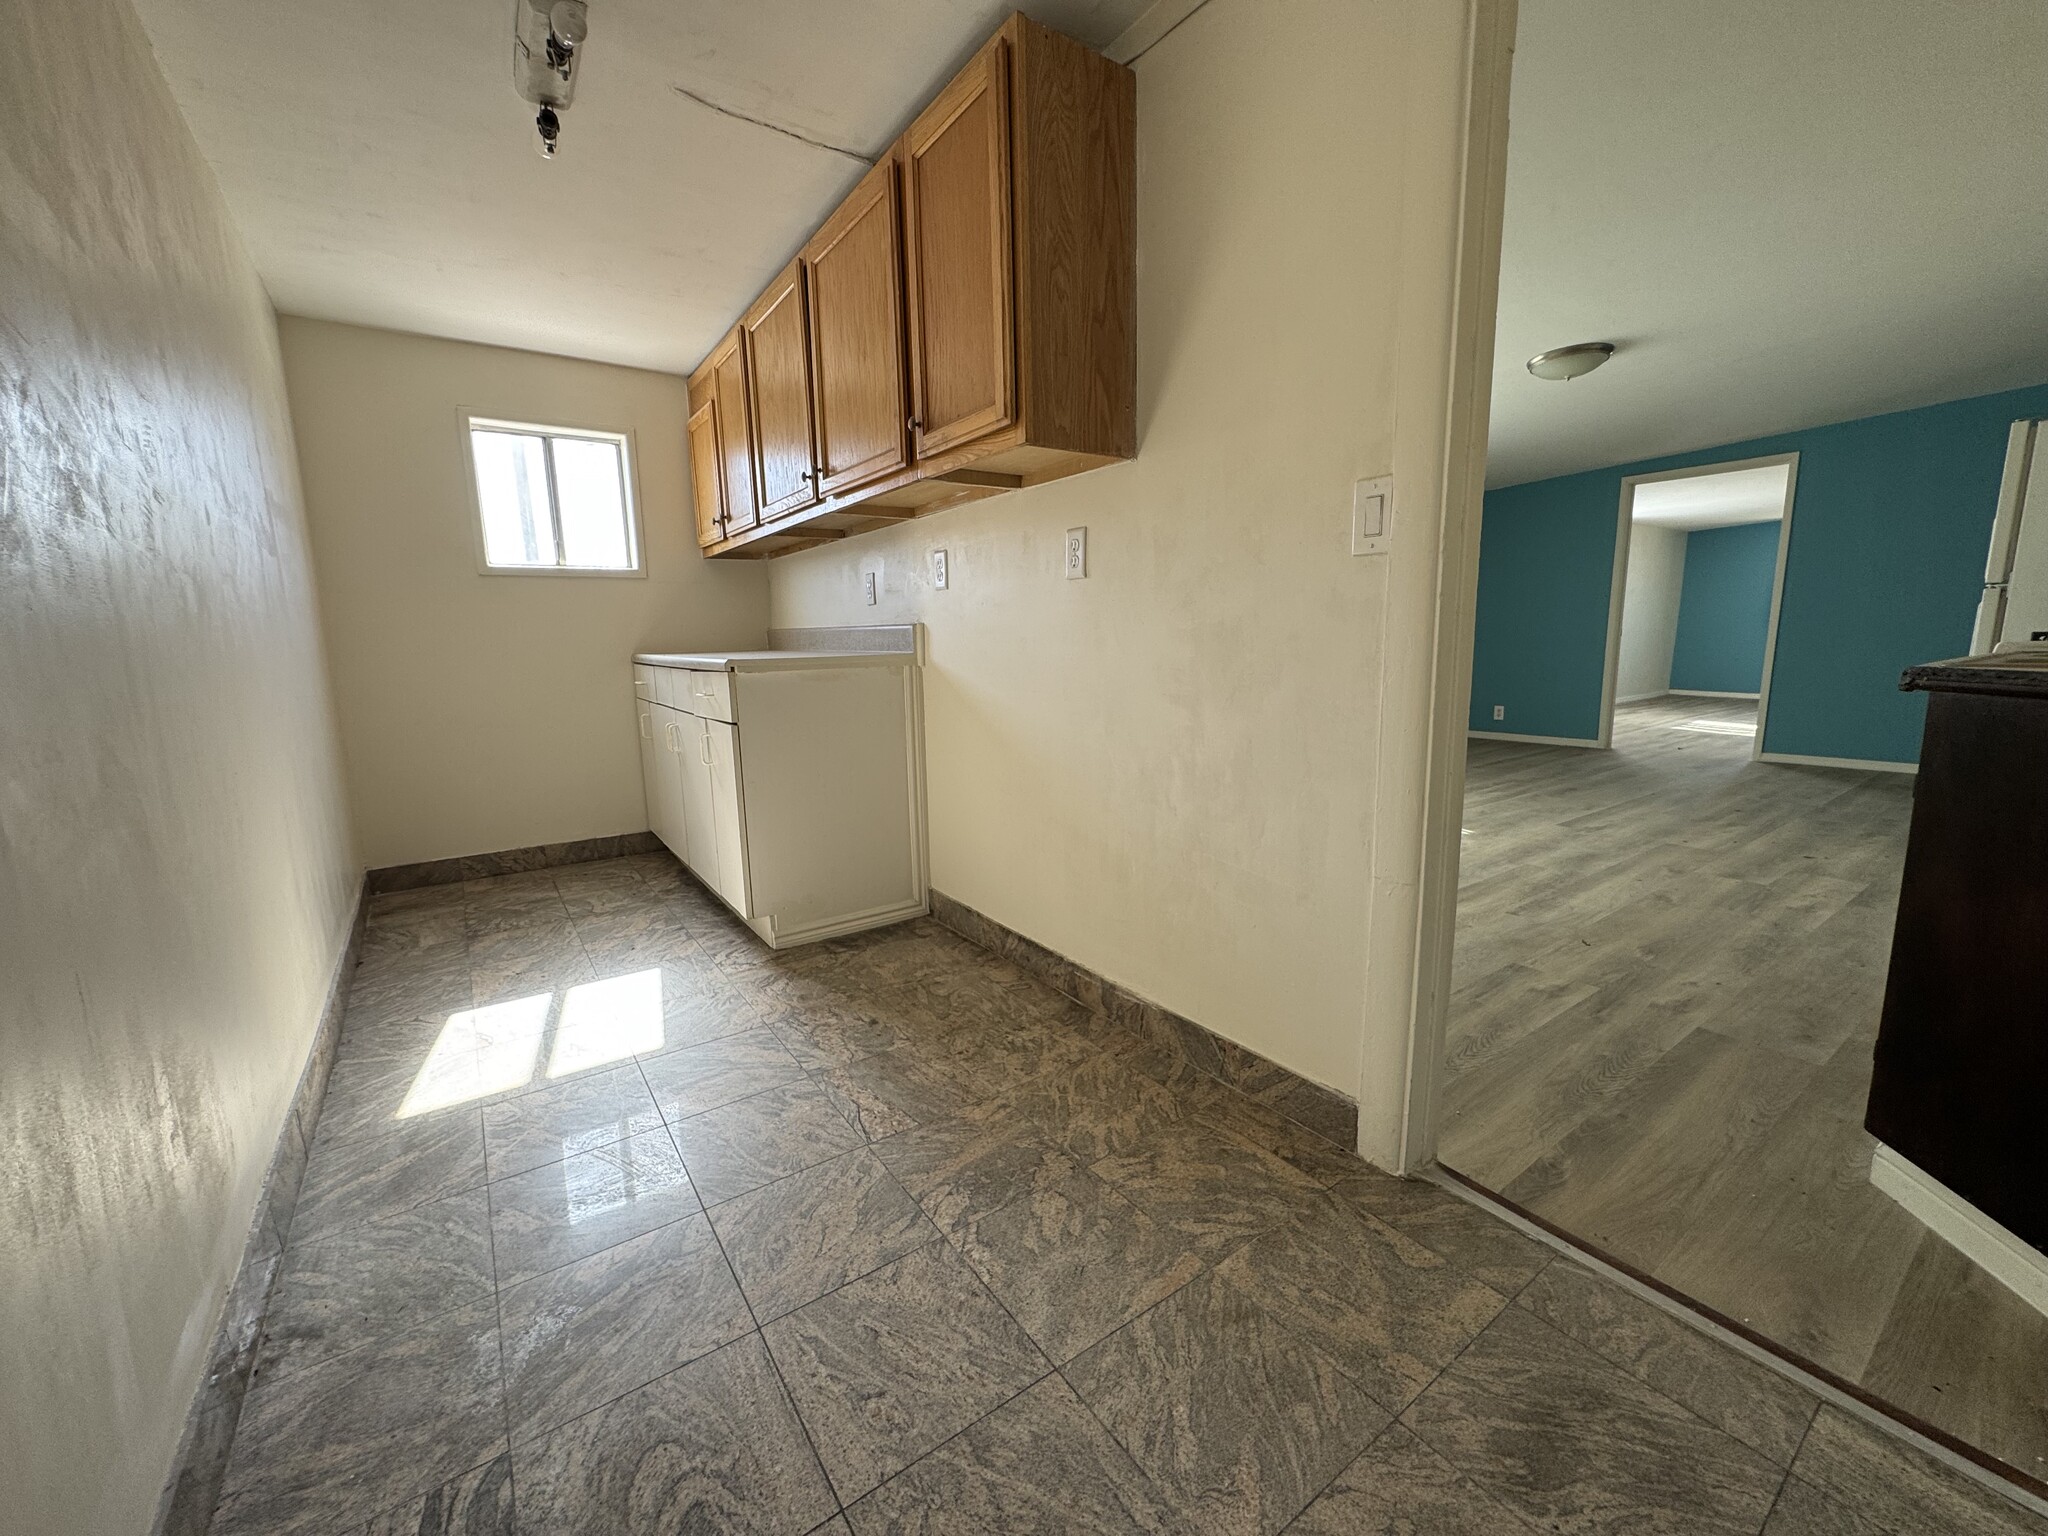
[1467,729,1604,749]
[1870,1145,2048,1317]
[1669,688,1760,699]
[1758,750,1916,775]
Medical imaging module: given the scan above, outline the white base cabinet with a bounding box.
[633,649,926,948]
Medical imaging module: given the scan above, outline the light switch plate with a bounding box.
[1351,476,1393,557]
[932,549,948,589]
[1065,527,1087,579]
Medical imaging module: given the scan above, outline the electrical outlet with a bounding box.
[1065,527,1087,580]
[863,570,878,606]
[1492,705,1505,721]
[932,549,948,589]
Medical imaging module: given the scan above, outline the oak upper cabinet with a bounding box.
[690,12,1134,559]
[902,39,1014,458]
[686,330,757,545]
[742,261,820,522]
[805,158,911,497]
[685,398,724,547]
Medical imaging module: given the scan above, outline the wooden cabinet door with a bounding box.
[902,37,1014,458]
[742,262,819,521]
[707,334,758,535]
[685,398,725,547]
[805,160,909,497]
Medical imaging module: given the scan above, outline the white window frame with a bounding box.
[458,410,646,578]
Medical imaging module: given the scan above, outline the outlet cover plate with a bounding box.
[1065,527,1087,579]
[932,549,948,589]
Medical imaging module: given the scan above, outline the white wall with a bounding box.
[0,1,358,1529]
[770,0,1480,1106]
[278,319,771,869]
[1617,523,1687,700]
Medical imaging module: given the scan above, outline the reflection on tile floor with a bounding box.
[210,853,2046,1535]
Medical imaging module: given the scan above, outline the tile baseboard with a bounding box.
[366,831,665,893]
[151,882,368,1536]
[928,890,1358,1150]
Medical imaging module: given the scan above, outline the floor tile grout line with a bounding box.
[480,1164,519,1521]
[1753,1411,1822,1536]
[688,1147,848,1523]
[763,1151,1063,1515]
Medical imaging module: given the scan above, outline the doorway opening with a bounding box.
[1599,456,1796,754]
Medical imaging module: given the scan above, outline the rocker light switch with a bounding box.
[1351,477,1393,556]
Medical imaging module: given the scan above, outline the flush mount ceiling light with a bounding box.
[1526,341,1616,382]
[513,0,590,158]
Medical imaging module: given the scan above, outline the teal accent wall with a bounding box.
[1470,381,2048,762]
[1670,520,1779,694]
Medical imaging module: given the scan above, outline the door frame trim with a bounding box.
[1596,452,1800,757]
[1375,0,1518,1174]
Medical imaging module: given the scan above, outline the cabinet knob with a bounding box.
[907,416,922,432]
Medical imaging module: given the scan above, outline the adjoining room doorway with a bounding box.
[1598,455,1797,752]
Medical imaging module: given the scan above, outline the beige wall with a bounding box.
[278,320,770,869]
[0,1,358,1530]
[1618,523,1687,700]
[771,0,1483,1120]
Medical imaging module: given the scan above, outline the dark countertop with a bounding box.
[1900,651,2048,699]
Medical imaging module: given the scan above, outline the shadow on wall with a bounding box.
[1468,380,2048,762]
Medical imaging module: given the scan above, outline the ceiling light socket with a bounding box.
[1526,341,1616,382]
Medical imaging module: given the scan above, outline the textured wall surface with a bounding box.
[0,1,358,1530]
[770,0,1475,1102]
[1472,381,2048,759]
[1671,520,1779,694]
[278,318,770,869]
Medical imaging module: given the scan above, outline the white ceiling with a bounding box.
[1630,465,1788,531]
[1488,0,2048,488]
[130,0,1157,375]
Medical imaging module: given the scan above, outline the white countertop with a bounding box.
[634,649,912,672]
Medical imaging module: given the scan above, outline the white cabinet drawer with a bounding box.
[676,668,736,723]
[632,664,656,700]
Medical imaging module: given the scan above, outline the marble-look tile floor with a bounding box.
[210,852,2046,1535]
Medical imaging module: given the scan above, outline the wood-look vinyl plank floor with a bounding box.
[1443,695,2048,1480]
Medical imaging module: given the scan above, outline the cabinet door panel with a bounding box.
[806,160,908,497]
[637,699,663,838]
[678,715,721,894]
[743,263,819,521]
[709,337,758,535]
[705,721,751,917]
[903,38,1013,457]
[649,705,691,863]
[686,398,725,547]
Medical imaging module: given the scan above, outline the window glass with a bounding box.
[552,435,632,568]
[471,429,556,567]
[467,420,637,572]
